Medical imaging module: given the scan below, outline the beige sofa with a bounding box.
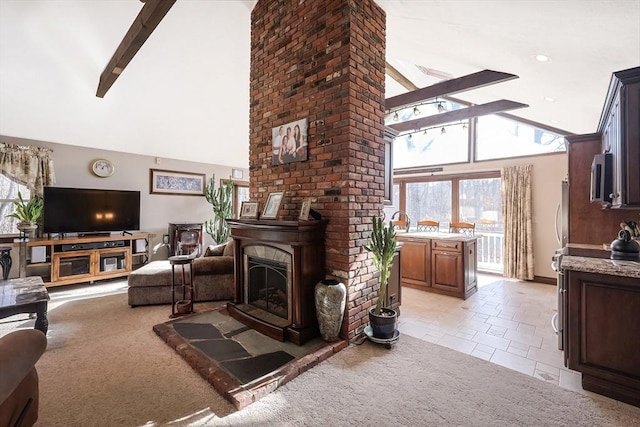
[127,240,235,307]
[0,329,47,427]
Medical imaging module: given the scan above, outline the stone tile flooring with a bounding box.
[398,274,635,409]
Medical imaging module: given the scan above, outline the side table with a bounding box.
[169,254,196,318]
[0,246,12,280]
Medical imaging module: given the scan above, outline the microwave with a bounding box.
[590,153,613,204]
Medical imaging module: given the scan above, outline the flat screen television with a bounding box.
[43,187,140,234]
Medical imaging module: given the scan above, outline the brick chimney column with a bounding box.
[250,0,386,340]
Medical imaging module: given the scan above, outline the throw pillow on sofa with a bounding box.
[204,243,227,257]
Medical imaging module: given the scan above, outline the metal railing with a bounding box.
[476,231,504,274]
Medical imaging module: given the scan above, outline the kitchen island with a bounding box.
[561,255,640,407]
[396,232,477,300]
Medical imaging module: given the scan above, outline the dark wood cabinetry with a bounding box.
[397,234,477,299]
[598,66,640,207]
[566,134,634,245]
[565,270,640,407]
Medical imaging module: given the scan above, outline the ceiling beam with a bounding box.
[386,62,419,91]
[388,100,529,133]
[96,0,176,98]
[385,70,518,111]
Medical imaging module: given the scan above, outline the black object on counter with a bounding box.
[610,229,640,261]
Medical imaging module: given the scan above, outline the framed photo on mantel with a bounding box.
[262,192,284,219]
[239,201,259,219]
[299,198,312,221]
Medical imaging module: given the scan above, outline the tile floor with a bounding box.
[398,274,637,409]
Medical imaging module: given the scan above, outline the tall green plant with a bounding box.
[364,216,397,315]
[204,175,234,244]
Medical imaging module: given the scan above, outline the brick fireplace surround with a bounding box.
[249,0,386,341]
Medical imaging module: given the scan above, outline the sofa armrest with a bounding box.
[0,330,47,403]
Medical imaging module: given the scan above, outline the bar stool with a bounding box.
[169,254,196,318]
[0,246,12,280]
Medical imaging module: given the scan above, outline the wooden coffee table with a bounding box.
[0,276,50,334]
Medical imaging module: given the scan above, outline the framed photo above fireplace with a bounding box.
[272,118,308,166]
[262,192,284,219]
[240,201,259,219]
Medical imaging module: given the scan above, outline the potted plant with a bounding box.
[204,175,234,244]
[6,191,44,237]
[364,215,398,339]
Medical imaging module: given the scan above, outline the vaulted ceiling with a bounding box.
[1,0,638,168]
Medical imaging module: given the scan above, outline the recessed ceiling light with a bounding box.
[544,96,556,102]
[535,54,551,62]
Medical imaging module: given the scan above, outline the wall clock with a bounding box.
[91,159,115,177]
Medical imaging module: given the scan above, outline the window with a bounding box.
[459,178,502,228]
[476,115,565,161]
[0,174,31,234]
[387,99,470,169]
[406,181,452,231]
[383,184,400,221]
[232,181,250,219]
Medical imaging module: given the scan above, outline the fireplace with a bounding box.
[227,219,327,345]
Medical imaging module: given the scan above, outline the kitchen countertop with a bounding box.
[395,231,477,243]
[561,255,640,279]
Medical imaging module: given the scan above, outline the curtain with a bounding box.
[502,164,534,280]
[0,142,56,195]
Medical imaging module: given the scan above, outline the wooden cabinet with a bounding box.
[398,236,430,288]
[565,133,633,245]
[15,233,149,287]
[397,234,477,299]
[599,66,640,207]
[566,270,640,407]
[432,239,477,299]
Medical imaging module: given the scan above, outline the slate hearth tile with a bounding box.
[173,322,223,340]
[221,351,295,384]
[193,339,251,361]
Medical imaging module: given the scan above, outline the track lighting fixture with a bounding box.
[393,112,399,121]
[413,106,420,116]
[441,127,446,135]
[437,103,445,112]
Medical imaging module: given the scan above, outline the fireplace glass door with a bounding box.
[247,256,289,320]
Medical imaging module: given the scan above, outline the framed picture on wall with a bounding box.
[149,169,205,196]
[272,118,308,166]
[262,192,284,219]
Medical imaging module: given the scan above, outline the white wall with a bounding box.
[2,135,248,275]
[396,153,567,280]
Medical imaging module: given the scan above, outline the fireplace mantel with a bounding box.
[227,219,328,345]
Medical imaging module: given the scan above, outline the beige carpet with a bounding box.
[3,289,639,426]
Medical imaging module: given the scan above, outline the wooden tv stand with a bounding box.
[13,233,149,287]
